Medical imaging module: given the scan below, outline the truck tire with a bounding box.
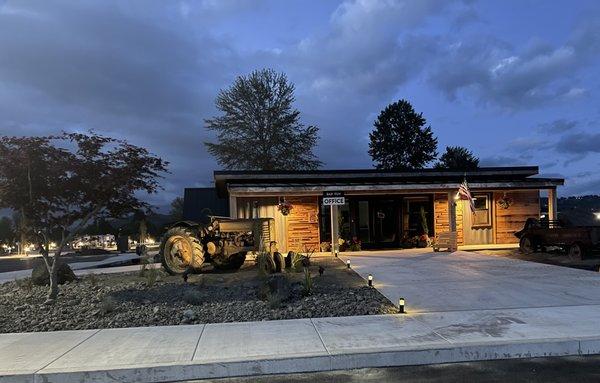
[568,242,586,261]
[519,235,535,254]
[212,252,247,270]
[160,227,204,275]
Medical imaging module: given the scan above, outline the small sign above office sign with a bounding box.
[322,191,345,206]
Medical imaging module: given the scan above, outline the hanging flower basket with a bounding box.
[498,196,514,209]
[277,200,293,216]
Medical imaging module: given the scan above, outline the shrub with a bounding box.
[266,292,283,309]
[256,251,276,276]
[183,289,203,305]
[100,295,116,314]
[87,273,99,287]
[348,237,362,251]
[16,277,34,293]
[289,247,314,272]
[302,267,312,296]
[139,258,160,287]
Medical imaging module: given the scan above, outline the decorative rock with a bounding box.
[31,260,76,286]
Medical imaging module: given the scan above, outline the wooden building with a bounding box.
[209,166,563,252]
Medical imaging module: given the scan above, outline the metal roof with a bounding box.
[213,167,564,197]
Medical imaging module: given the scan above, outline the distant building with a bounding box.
[183,187,229,223]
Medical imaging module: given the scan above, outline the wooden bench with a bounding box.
[432,231,458,252]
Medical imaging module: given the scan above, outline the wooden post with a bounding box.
[548,188,557,221]
[448,191,457,232]
[330,205,339,256]
[228,195,237,218]
[447,191,458,251]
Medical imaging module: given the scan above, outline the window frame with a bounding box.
[471,193,492,228]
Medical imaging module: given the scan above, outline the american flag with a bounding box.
[458,178,475,213]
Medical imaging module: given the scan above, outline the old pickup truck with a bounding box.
[515,218,600,260]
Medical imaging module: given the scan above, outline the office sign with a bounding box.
[322,191,345,206]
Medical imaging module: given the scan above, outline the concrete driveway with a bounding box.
[341,249,600,313]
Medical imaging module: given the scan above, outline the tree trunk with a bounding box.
[139,220,147,244]
[48,258,59,300]
[19,208,27,255]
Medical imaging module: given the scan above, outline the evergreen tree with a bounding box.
[434,146,479,170]
[205,69,322,170]
[369,99,438,170]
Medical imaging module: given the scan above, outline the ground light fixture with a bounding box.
[398,297,405,314]
[368,274,373,286]
[335,249,339,257]
[346,259,351,268]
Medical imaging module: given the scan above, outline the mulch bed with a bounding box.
[0,256,397,333]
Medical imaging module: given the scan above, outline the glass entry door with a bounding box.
[370,199,400,247]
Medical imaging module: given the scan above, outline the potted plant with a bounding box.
[417,206,429,248]
[277,198,293,216]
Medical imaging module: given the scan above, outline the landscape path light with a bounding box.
[398,297,405,314]
[368,274,373,287]
[346,259,351,268]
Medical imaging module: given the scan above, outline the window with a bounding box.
[472,194,491,227]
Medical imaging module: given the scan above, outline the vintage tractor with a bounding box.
[159,216,276,275]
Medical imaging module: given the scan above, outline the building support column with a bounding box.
[228,194,237,218]
[330,205,339,256]
[548,187,557,221]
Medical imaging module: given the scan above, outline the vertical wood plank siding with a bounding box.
[494,190,540,244]
[286,196,320,252]
[434,193,464,245]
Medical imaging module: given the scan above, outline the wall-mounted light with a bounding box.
[398,297,405,314]
[346,259,351,268]
[594,212,600,221]
[368,274,373,287]
[454,192,460,201]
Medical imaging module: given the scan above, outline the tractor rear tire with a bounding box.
[273,252,284,273]
[160,227,204,275]
[212,252,247,270]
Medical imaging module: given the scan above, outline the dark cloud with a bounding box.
[555,131,600,154]
[537,119,578,134]
[428,15,600,108]
[479,155,530,167]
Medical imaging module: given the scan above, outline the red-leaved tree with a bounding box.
[0,132,168,301]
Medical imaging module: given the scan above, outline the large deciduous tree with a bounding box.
[368,99,438,170]
[434,146,480,170]
[204,68,322,170]
[0,133,168,301]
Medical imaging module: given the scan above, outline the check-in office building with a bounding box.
[184,167,563,253]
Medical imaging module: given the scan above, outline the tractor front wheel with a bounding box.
[159,227,205,275]
[519,235,535,254]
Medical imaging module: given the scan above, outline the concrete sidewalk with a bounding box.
[2,304,600,383]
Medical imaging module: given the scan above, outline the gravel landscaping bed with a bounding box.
[0,256,397,333]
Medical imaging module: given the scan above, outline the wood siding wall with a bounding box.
[286,196,320,252]
[494,190,540,244]
[434,193,464,245]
